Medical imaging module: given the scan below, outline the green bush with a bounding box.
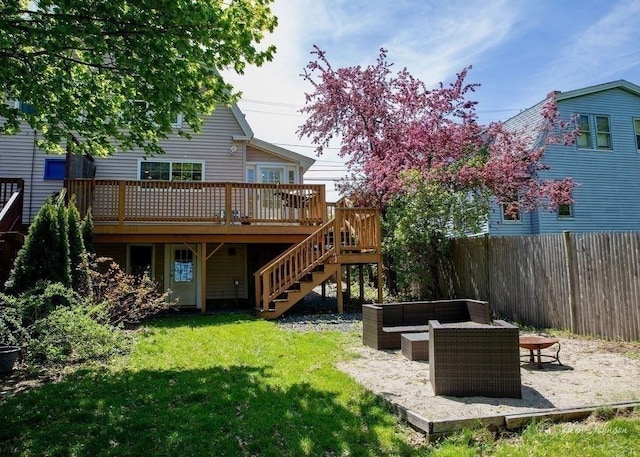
[0,293,29,347]
[28,306,131,365]
[17,281,82,327]
[67,200,92,295]
[5,196,71,294]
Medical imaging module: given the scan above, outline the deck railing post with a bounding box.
[225,183,232,225]
[117,181,126,225]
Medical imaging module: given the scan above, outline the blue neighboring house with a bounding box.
[488,79,640,235]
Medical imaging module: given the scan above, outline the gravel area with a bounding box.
[275,312,363,333]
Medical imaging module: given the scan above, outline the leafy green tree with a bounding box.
[0,0,277,156]
[80,209,94,254]
[383,174,489,298]
[5,197,71,294]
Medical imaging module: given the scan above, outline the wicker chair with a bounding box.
[428,319,522,398]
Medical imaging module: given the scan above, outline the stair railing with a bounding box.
[255,219,337,310]
[254,207,382,310]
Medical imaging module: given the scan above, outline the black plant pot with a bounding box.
[0,345,20,373]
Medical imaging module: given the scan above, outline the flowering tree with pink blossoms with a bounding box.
[298,47,575,297]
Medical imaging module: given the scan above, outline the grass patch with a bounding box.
[0,314,421,456]
[1,313,640,456]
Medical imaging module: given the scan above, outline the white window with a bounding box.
[577,114,591,149]
[595,115,611,149]
[139,160,203,181]
[502,202,520,222]
[576,114,612,150]
[633,118,640,151]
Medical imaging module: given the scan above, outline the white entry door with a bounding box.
[166,244,200,308]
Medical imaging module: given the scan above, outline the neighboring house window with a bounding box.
[595,115,611,149]
[14,100,37,115]
[577,114,591,148]
[558,203,573,219]
[576,114,612,150]
[634,118,640,151]
[43,158,66,180]
[139,161,203,181]
[502,203,520,222]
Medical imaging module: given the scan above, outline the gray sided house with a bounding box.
[0,103,383,317]
[488,79,640,235]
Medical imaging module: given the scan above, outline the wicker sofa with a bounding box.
[362,299,490,350]
[429,319,522,398]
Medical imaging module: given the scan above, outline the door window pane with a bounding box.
[174,249,193,282]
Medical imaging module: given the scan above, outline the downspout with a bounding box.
[28,130,36,224]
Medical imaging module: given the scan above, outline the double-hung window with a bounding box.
[633,118,640,151]
[576,114,612,150]
[595,115,611,149]
[577,114,591,148]
[139,161,203,181]
[501,203,520,222]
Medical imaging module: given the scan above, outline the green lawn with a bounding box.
[1,314,639,456]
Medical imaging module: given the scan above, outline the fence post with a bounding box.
[484,233,491,303]
[563,231,579,333]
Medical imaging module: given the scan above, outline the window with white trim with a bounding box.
[634,118,640,151]
[577,114,591,148]
[501,202,520,222]
[139,160,203,181]
[576,114,612,150]
[595,115,611,149]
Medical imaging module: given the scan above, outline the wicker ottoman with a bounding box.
[401,332,429,361]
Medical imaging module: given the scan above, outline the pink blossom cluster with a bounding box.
[298,47,575,212]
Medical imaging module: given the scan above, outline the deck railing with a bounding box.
[65,179,327,226]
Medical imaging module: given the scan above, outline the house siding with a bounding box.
[205,244,247,300]
[540,88,640,233]
[93,104,247,182]
[489,84,640,235]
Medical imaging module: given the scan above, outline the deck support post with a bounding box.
[200,242,207,313]
[377,261,383,304]
[336,266,344,314]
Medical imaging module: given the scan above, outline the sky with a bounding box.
[224,0,640,202]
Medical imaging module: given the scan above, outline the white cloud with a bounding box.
[535,0,640,93]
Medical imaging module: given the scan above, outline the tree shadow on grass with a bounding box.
[0,364,416,456]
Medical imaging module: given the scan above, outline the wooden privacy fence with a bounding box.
[445,232,640,341]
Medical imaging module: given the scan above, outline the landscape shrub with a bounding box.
[5,197,71,294]
[27,306,131,365]
[91,256,176,325]
[0,293,29,347]
[67,200,92,295]
[17,281,82,328]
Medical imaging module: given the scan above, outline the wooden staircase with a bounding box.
[254,207,381,319]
